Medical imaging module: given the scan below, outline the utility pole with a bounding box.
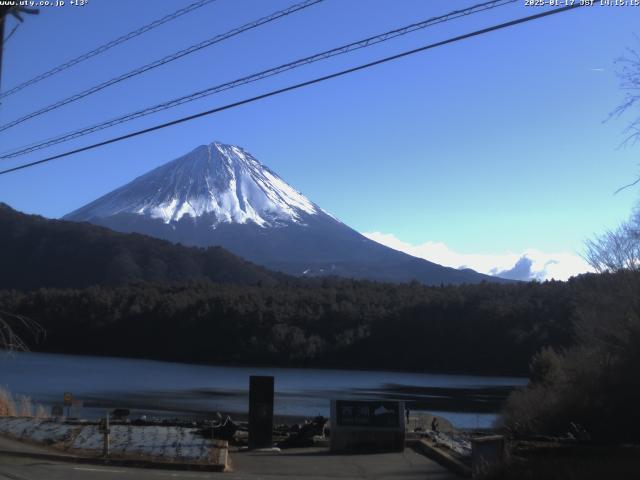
[0,7,8,94]
[100,412,110,457]
[0,6,39,96]
[103,412,110,457]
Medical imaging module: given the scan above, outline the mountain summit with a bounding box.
[67,142,320,228]
[65,141,507,285]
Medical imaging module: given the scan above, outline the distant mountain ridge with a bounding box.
[0,203,282,290]
[65,141,510,285]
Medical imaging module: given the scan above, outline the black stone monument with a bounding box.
[248,375,274,449]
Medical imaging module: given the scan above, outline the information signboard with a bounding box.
[330,399,405,452]
[336,400,401,428]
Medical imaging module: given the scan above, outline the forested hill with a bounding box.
[0,203,285,289]
[0,272,620,376]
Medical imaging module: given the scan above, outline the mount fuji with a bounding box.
[64,141,505,285]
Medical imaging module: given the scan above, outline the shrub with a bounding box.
[502,275,640,442]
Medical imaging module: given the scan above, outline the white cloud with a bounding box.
[362,231,593,281]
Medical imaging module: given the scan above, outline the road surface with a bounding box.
[0,436,458,479]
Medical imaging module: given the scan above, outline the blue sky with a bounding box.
[1,0,639,279]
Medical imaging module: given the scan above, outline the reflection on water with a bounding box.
[0,351,527,428]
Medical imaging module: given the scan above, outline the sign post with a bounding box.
[99,413,110,457]
[248,375,274,450]
[63,392,72,418]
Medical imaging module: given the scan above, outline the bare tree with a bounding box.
[612,43,640,145]
[0,311,44,352]
[584,211,640,273]
[605,42,640,196]
[585,42,640,270]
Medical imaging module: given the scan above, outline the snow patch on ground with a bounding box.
[72,425,211,460]
[0,417,215,463]
[0,417,76,445]
[428,430,471,458]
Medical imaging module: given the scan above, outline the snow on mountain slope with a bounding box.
[66,141,319,227]
[65,140,512,285]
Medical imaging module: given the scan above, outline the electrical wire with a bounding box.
[0,0,324,133]
[2,22,19,46]
[0,0,218,99]
[0,4,585,177]
[0,0,517,159]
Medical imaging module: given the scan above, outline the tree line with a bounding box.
[0,272,613,376]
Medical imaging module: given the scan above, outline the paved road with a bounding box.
[0,455,215,480]
[0,436,458,479]
[0,450,457,480]
[228,447,458,479]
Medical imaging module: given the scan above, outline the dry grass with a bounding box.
[35,404,48,419]
[17,395,33,417]
[0,386,47,418]
[0,386,17,416]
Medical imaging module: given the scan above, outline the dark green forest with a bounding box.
[1,273,615,376]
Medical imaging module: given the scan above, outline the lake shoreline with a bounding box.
[0,351,527,429]
[22,347,530,380]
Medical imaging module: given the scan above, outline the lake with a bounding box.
[0,351,527,428]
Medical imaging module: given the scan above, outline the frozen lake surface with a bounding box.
[0,351,527,428]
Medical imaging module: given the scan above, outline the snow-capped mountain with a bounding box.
[67,142,320,228]
[65,141,507,285]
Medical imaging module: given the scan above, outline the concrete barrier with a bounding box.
[471,435,505,478]
[409,438,472,478]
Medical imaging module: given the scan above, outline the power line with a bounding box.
[0,0,517,160]
[0,4,584,177]
[3,22,19,46]
[0,0,324,133]
[0,0,218,100]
